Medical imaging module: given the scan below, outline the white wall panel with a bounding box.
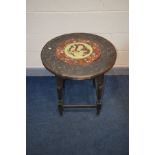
[115,51,129,67]
[27,12,128,35]
[27,0,128,12]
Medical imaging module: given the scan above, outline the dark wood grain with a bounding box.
[41,33,117,80]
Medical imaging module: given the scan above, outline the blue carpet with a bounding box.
[26,75,129,155]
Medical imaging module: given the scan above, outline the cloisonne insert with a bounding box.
[56,38,101,65]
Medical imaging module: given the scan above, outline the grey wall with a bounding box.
[27,0,129,69]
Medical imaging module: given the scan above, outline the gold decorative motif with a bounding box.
[56,39,101,65]
[64,42,93,59]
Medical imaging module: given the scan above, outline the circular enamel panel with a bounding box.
[56,39,101,65]
[64,42,93,59]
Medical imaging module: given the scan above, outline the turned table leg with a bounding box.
[56,75,104,115]
[95,75,104,115]
[93,79,96,88]
[56,77,64,115]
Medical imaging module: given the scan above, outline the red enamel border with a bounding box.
[56,38,101,65]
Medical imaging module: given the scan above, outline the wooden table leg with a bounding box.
[56,77,64,115]
[56,76,104,115]
[93,79,96,88]
[95,75,104,115]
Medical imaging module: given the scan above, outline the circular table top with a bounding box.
[41,33,117,80]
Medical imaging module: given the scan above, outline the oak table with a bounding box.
[41,33,117,115]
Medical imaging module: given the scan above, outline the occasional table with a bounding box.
[41,33,116,115]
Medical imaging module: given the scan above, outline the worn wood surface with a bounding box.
[41,33,117,80]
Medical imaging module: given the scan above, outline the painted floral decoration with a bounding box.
[56,38,101,65]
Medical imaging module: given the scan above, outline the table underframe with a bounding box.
[56,75,104,115]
